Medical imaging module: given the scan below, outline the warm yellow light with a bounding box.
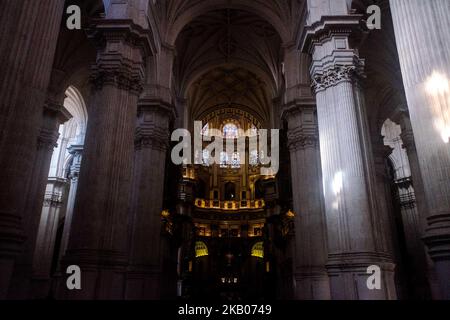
[195,241,209,258]
[426,72,449,95]
[161,210,170,218]
[286,210,295,218]
[251,242,264,259]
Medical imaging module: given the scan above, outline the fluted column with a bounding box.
[371,136,396,255]
[126,100,174,300]
[399,117,438,298]
[31,177,69,299]
[58,145,84,266]
[58,20,150,300]
[390,0,450,299]
[282,103,330,300]
[8,101,70,299]
[0,1,64,298]
[302,20,396,299]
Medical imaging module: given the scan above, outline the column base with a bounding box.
[423,214,450,299]
[0,212,25,299]
[126,266,162,300]
[293,268,331,300]
[57,249,128,300]
[326,252,397,300]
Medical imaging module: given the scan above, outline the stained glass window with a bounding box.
[202,149,210,166]
[249,150,259,166]
[223,123,238,139]
[231,152,241,168]
[220,151,229,168]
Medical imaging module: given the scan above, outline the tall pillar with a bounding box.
[58,145,84,266]
[371,135,396,255]
[302,19,397,299]
[58,20,150,300]
[0,1,64,298]
[389,0,450,299]
[31,176,69,299]
[282,102,330,300]
[399,116,438,298]
[126,99,174,300]
[8,101,70,299]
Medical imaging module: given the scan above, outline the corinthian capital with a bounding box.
[312,62,365,93]
[287,131,319,151]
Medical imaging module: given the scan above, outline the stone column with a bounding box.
[390,0,450,299]
[58,20,150,300]
[31,176,69,299]
[126,99,174,300]
[302,20,396,299]
[0,1,64,298]
[58,145,84,265]
[8,101,70,299]
[282,102,330,300]
[399,116,438,298]
[371,136,396,255]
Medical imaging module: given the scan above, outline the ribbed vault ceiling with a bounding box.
[175,9,284,125]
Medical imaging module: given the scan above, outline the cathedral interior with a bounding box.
[0,0,450,300]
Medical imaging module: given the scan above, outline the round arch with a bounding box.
[64,86,88,144]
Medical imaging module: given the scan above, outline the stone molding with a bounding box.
[88,20,153,95]
[134,99,176,151]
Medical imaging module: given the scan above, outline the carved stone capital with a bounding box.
[135,136,170,152]
[88,20,151,95]
[401,128,417,152]
[68,145,84,181]
[134,99,175,151]
[287,131,319,152]
[37,127,59,152]
[312,63,365,93]
[282,102,319,151]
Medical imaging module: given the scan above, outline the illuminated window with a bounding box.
[252,125,258,135]
[202,149,210,166]
[249,150,259,166]
[250,223,264,237]
[231,152,241,168]
[201,123,209,136]
[195,241,209,258]
[195,224,211,237]
[251,242,264,259]
[223,123,238,139]
[220,151,229,168]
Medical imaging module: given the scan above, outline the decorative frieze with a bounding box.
[312,63,365,93]
[287,131,319,151]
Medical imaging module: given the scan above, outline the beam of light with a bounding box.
[332,171,343,196]
[425,71,450,143]
[426,71,449,95]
